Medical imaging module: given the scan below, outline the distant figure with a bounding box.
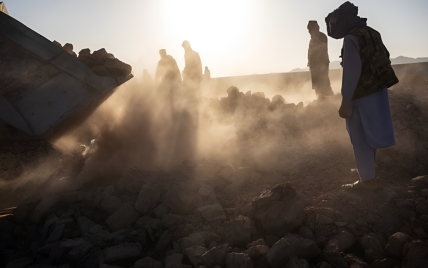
[307,21,334,99]
[142,69,153,89]
[155,49,182,103]
[326,2,398,190]
[203,66,211,80]
[182,40,203,95]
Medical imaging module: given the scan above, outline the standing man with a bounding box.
[326,1,398,190]
[182,40,202,98]
[307,20,334,99]
[155,49,182,105]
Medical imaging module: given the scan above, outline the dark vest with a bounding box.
[341,26,399,100]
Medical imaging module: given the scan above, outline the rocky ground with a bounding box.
[0,79,428,268]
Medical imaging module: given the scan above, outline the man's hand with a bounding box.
[339,103,353,119]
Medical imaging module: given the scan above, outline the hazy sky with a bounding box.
[4,0,428,78]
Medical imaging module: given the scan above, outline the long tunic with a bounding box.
[308,31,332,96]
[342,34,395,149]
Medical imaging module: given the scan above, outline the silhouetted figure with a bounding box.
[203,66,211,80]
[155,49,181,103]
[326,1,398,190]
[142,69,153,89]
[307,21,334,99]
[182,40,202,97]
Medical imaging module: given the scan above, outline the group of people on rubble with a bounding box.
[146,1,398,192]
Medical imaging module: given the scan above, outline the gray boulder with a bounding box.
[244,245,269,259]
[411,176,428,188]
[403,240,428,268]
[161,214,185,229]
[359,234,384,255]
[106,203,140,229]
[333,231,356,252]
[250,183,304,236]
[385,232,411,259]
[267,234,321,268]
[225,253,253,268]
[197,203,227,222]
[229,216,253,247]
[13,194,42,223]
[154,203,171,218]
[30,196,58,223]
[284,255,310,268]
[135,185,161,214]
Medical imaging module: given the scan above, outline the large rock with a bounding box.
[228,216,253,247]
[359,234,384,255]
[106,203,141,229]
[60,238,94,264]
[411,176,428,188]
[161,214,185,229]
[104,58,132,76]
[103,243,142,266]
[284,255,310,268]
[46,224,65,243]
[250,183,304,236]
[135,185,161,214]
[198,185,218,205]
[200,244,231,268]
[403,240,428,268]
[165,253,183,268]
[13,194,42,223]
[266,234,321,268]
[225,253,253,268]
[385,232,411,259]
[333,231,356,252]
[183,246,207,267]
[244,245,269,259]
[77,216,97,234]
[155,230,171,254]
[197,203,227,222]
[163,185,202,215]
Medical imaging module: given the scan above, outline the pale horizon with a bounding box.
[4,0,428,79]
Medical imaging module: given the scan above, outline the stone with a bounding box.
[5,257,33,268]
[416,204,428,215]
[77,216,97,234]
[14,194,42,223]
[272,95,285,103]
[59,191,91,204]
[106,203,140,229]
[200,244,231,268]
[101,195,123,215]
[323,252,348,268]
[46,224,65,243]
[103,243,142,266]
[246,239,266,249]
[154,203,170,218]
[61,238,94,264]
[30,196,58,223]
[411,176,428,188]
[403,240,428,268]
[359,234,384,255]
[135,185,161,214]
[198,185,218,205]
[385,232,411,259]
[284,255,310,268]
[181,233,206,249]
[197,203,227,222]
[315,207,336,219]
[266,234,321,268]
[240,204,252,216]
[316,214,334,225]
[250,183,304,236]
[225,253,253,268]
[183,246,207,268]
[165,253,183,268]
[134,257,163,268]
[161,214,185,229]
[333,231,356,252]
[244,245,269,259]
[164,185,201,215]
[421,189,428,198]
[229,216,252,247]
[297,226,314,241]
[343,254,369,268]
[156,230,171,254]
[104,58,132,76]
[364,249,384,264]
[396,199,414,209]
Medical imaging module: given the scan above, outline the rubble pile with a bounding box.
[1,164,428,268]
[1,78,428,267]
[52,40,132,77]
